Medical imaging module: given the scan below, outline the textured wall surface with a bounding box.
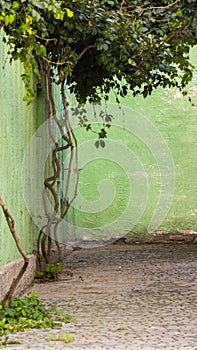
[118,48,197,234]
[0,254,36,300]
[0,29,197,261]
[64,47,197,243]
[0,31,40,266]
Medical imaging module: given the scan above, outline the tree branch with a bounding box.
[78,45,95,61]
[0,196,29,308]
[148,0,180,11]
[124,0,180,14]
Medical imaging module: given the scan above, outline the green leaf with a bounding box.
[12,1,20,10]
[86,124,91,131]
[176,9,182,17]
[128,58,136,66]
[100,139,105,148]
[95,140,100,148]
[4,14,15,25]
[65,8,73,18]
[98,128,107,139]
[31,9,41,22]
[54,10,65,21]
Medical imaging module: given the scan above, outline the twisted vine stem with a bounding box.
[37,60,78,263]
[0,196,29,308]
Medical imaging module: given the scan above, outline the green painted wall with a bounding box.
[0,31,43,266]
[116,48,197,234]
[0,27,196,257]
[64,47,197,243]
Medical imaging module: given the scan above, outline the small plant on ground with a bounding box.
[48,308,75,324]
[0,292,73,337]
[47,332,75,344]
[35,262,62,282]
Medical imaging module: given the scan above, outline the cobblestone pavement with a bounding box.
[3,243,197,350]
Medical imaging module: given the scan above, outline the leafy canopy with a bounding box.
[0,0,197,103]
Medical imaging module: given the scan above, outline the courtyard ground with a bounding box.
[3,242,197,350]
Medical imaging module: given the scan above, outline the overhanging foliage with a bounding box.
[0,0,197,103]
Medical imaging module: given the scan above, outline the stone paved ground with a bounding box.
[3,243,197,350]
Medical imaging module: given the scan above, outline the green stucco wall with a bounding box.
[64,47,197,243]
[123,49,197,235]
[115,48,197,234]
[0,31,43,266]
[0,28,196,257]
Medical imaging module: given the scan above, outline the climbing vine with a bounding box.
[0,0,197,262]
[0,196,29,308]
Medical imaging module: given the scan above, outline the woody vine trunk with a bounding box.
[0,196,29,308]
[37,60,79,263]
